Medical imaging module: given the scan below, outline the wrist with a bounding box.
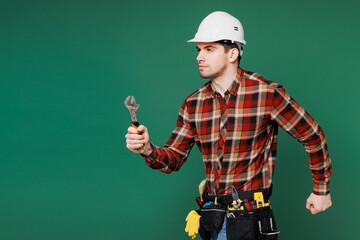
[141,142,154,157]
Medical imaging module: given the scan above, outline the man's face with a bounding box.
[196,42,228,79]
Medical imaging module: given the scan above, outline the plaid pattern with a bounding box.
[142,68,332,196]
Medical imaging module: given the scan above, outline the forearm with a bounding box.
[302,126,332,195]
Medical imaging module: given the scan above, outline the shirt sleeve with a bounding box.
[140,100,195,174]
[271,86,332,195]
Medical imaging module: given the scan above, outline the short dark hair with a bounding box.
[216,40,242,65]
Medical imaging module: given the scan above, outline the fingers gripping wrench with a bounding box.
[124,95,144,152]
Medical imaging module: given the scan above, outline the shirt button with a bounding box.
[223,104,226,108]
[216,165,220,170]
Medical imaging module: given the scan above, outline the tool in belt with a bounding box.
[185,183,280,239]
[124,95,144,152]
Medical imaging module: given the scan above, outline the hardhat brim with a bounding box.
[187,38,246,45]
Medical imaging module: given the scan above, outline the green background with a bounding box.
[1,0,358,239]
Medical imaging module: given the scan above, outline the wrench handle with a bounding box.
[131,121,144,153]
[132,121,140,129]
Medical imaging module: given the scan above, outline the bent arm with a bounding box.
[271,86,332,195]
[141,100,195,174]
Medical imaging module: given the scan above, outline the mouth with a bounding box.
[198,65,208,69]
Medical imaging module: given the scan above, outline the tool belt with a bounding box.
[198,186,280,240]
[203,187,271,206]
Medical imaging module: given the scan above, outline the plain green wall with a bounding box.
[1,0,359,239]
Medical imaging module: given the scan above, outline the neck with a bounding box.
[211,65,238,97]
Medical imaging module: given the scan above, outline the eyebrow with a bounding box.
[196,45,217,50]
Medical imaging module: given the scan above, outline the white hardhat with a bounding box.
[188,11,246,55]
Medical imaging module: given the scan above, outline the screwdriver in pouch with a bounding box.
[244,199,252,210]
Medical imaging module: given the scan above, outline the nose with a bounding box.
[196,50,204,62]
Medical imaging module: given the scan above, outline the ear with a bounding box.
[228,48,239,63]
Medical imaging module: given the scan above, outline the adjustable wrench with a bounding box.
[124,95,144,152]
[124,95,140,128]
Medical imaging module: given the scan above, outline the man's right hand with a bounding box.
[125,125,153,156]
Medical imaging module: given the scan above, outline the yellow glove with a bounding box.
[185,210,201,239]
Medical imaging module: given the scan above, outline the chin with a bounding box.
[200,73,211,79]
[199,71,212,79]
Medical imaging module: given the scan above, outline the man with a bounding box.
[125,11,332,239]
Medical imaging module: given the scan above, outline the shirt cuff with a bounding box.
[313,180,330,195]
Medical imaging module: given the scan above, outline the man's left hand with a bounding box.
[306,193,332,215]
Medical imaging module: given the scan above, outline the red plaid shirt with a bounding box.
[142,68,332,196]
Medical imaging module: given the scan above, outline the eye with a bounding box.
[207,48,213,52]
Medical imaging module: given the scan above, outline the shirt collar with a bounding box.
[207,67,244,99]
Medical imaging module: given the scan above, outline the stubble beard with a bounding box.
[199,64,226,79]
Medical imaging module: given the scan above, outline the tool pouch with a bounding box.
[226,206,279,240]
[254,206,280,239]
[198,221,212,240]
[226,209,254,240]
[200,203,226,232]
